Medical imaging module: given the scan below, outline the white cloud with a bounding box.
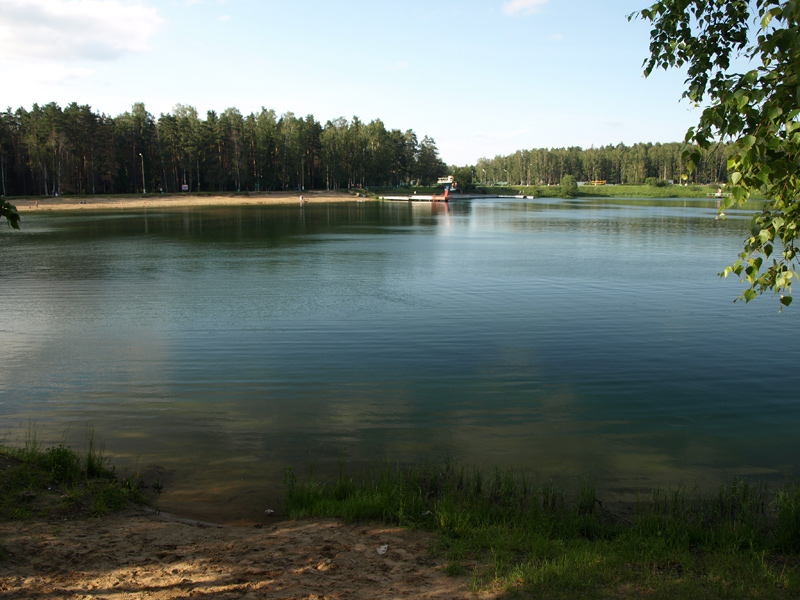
[6,61,95,85]
[45,65,96,84]
[0,0,165,61]
[502,0,548,17]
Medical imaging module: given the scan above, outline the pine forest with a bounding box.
[0,102,732,197]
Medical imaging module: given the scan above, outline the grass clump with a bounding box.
[0,432,148,522]
[285,461,800,599]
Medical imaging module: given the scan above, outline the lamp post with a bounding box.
[139,152,146,194]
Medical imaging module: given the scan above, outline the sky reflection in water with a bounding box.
[0,198,797,521]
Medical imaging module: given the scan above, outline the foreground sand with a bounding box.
[0,510,491,599]
[12,190,367,213]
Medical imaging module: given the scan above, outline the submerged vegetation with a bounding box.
[285,461,800,598]
[0,432,149,521]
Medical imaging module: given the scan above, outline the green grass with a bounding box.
[284,461,800,599]
[472,183,768,200]
[0,431,149,522]
[368,183,768,201]
[7,185,767,203]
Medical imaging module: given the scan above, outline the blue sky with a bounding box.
[0,0,698,165]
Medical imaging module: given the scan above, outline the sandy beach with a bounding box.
[0,509,490,599]
[11,190,368,213]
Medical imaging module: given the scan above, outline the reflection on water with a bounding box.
[1,199,798,522]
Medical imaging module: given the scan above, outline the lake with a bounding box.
[1,197,798,522]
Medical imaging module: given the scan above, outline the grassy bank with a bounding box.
[580,183,766,200]
[4,185,766,204]
[0,433,150,522]
[285,461,800,599]
[369,184,767,201]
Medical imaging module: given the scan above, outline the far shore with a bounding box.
[10,190,368,213]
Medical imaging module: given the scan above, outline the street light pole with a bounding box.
[139,152,146,194]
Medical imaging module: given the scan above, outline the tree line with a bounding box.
[0,101,734,199]
[473,142,732,187]
[0,102,448,197]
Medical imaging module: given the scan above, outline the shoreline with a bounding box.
[10,190,367,213]
[4,450,798,599]
[0,509,476,599]
[0,444,479,598]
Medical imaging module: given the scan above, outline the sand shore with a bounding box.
[11,190,368,213]
[0,509,489,599]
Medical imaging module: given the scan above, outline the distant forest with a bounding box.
[0,102,731,197]
[0,102,448,197]
[474,142,731,188]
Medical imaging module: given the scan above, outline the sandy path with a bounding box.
[11,190,368,213]
[0,511,492,599]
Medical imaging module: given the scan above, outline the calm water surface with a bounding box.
[1,198,798,522]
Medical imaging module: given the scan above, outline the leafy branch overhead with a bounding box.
[634,0,800,308]
[1,200,20,229]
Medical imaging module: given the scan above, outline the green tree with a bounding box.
[415,136,446,186]
[1,200,20,229]
[278,112,306,191]
[0,110,12,197]
[321,117,349,190]
[451,166,474,192]
[634,1,800,308]
[174,104,201,192]
[113,103,156,194]
[387,128,416,187]
[253,108,280,191]
[20,104,51,195]
[560,174,578,198]
[219,108,245,191]
[62,103,106,195]
[363,119,392,187]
